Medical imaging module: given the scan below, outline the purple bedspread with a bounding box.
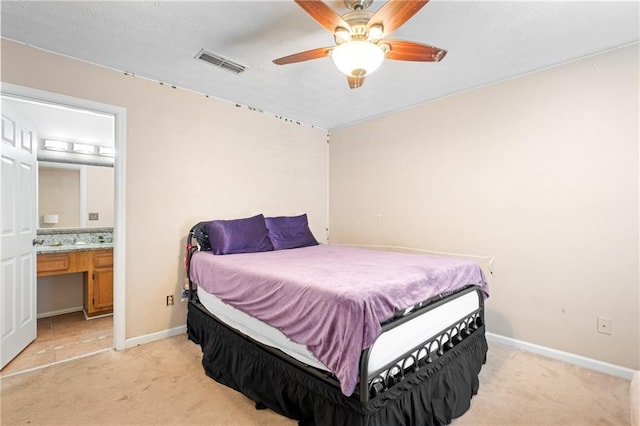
[190,244,488,396]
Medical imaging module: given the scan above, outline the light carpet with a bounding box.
[0,335,631,425]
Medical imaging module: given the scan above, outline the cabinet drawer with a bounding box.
[37,254,70,273]
[93,250,113,268]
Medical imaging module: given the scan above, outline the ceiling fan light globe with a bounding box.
[331,41,384,77]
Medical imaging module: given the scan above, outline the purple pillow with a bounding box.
[265,214,319,250]
[205,214,274,255]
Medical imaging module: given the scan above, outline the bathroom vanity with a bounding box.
[36,228,113,318]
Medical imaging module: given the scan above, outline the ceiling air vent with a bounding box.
[195,49,247,74]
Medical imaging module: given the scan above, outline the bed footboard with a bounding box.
[358,286,484,402]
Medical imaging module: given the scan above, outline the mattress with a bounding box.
[197,285,327,370]
[197,284,481,376]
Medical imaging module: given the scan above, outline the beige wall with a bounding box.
[37,274,83,316]
[86,165,114,227]
[2,39,328,339]
[330,45,639,369]
[38,166,80,228]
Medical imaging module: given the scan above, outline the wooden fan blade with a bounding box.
[273,46,332,65]
[367,0,429,37]
[383,40,447,62]
[294,0,350,34]
[347,75,365,89]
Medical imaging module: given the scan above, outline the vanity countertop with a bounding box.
[37,242,113,254]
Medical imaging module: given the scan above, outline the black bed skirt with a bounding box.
[187,301,487,426]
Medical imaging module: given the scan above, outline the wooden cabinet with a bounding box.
[91,268,113,312]
[37,248,113,317]
[83,250,113,316]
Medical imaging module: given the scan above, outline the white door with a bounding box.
[1,100,38,369]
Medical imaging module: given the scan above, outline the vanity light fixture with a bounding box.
[72,142,95,154]
[43,139,69,151]
[98,146,115,157]
[42,139,114,162]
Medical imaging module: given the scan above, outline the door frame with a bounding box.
[1,82,126,351]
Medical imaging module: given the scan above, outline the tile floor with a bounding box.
[0,311,113,376]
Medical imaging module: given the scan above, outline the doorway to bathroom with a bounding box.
[0,83,126,374]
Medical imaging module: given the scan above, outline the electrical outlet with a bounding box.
[597,316,612,335]
[88,212,99,220]
[166,295,174,306]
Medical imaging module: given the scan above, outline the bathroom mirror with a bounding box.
[38,161,114,229]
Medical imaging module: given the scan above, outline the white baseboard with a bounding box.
[125,325,187,349]
[486,332,637,380]
[82,309,113,320]
[37,306,83,319]
[121,327,638,381]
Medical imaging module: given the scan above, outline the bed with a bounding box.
[185,215,489,426]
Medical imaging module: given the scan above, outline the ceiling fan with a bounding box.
[273,0,447,89]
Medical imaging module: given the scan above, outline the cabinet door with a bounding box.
[92,268,113,312]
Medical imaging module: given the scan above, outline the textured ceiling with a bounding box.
[2,1,638,130]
